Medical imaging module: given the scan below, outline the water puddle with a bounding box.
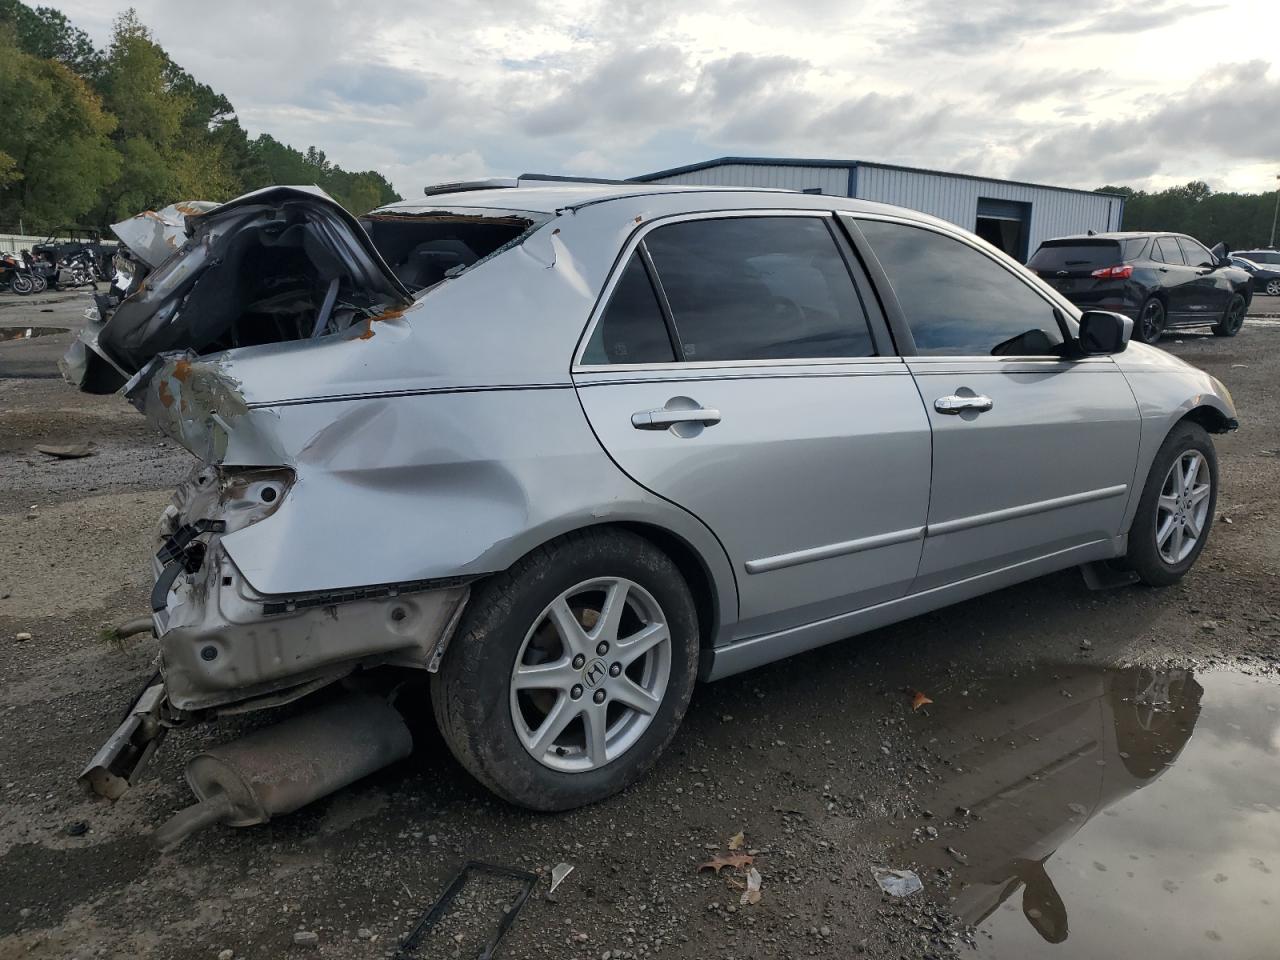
[889,666,1280,958]
[0,326,67,342]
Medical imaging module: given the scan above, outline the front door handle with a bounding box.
[934,394,994,415]
[632,407,721,430]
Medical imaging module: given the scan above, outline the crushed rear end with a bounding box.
[65,186,546,838]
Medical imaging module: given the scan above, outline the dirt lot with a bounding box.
[2,291,1279,960]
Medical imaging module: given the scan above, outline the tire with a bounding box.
[1266,279,1280,297]
[11,274,33,296]
[1135,297,1166,344]
[1211,293,1246,337]
[1124,421,1218,587]
[30,274,47,294]
[430,528,700,810]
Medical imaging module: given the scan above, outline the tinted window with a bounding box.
[1121,237,1150,261]
[1156,238,1184,265]
[1178,237,1215,268]
[858,219,1065,357]
[1243,251,1280,265]
[1027,240,1121,272]
[644,217,875,362]
[581,253,675,365]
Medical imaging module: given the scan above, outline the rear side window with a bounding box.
[858,219,1065,357]
[643,217,875,362]
[1120,237,1150,261]
[580,253,675,365]
[1155,238,1184,264]
[1178,237,1215,268]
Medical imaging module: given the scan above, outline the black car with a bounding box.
[1231,256,1280,297]
[1027,232,1252,344]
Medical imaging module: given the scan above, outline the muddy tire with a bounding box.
[1211,293,1246,337]
[430,528,699,811]
[1124,421,1218,587]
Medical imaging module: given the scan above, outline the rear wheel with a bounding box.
[1211,293,1246,337]
[431,529,699,810]
[1136,297,1166,344]
[1124,422,1217,586]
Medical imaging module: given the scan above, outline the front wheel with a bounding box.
[1211,293,1246,337]
[30,273,47,294]
[1266,279,1280,297]
[430,529,699,810]
[1136,297,1166,344]
[11,274,33,295]
[1124,422,1218,586]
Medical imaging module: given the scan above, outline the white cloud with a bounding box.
[66,0,1280,196]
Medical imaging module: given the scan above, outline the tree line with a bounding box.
[1098,181,1278,251]
[0,1,400,235]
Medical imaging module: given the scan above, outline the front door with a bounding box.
[1176,236,1230,320]
[573,213,933,637]
[850,215,1142,590]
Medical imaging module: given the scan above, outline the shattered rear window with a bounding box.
[360,211,542,295]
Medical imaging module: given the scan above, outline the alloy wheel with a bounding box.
[1223,297,1246,333]
[1140,300,1165,342]
[510,577,671,773]
[1155,450,1211,565]
[1267,279,1280,297]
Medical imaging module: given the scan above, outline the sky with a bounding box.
[64,0,1280,199]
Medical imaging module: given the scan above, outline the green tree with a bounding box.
[1099,181,1278,250]
[0,32,119,230]
[0,0,101,76]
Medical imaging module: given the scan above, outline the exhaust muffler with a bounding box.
[154,693,412,850]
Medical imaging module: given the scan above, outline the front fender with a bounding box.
[1114,343,1237,532]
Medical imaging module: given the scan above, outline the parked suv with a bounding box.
[63,183,1237,831]
[1028,232,1252,344]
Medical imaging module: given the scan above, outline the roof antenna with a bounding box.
[1087,229,1096,236]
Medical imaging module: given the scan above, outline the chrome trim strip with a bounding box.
[927,485,1128,537]
[745,526,925,575]
[247,382,573,409]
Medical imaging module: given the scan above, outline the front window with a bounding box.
[859,219,1065,357]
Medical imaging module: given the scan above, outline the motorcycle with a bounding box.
[57,250,102,289]
[20,251,53,294]
[1,252,36,295]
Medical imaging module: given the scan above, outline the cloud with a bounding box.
[62,0,1279,197]
[1010,60,1280,186]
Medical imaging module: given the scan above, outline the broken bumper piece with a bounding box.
[79,677,170,800]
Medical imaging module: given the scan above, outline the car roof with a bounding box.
[371,181,953,227]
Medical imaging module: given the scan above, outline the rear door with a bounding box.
[848,214,1141,591]
[573,212,933,637]
[1153,236,1196,319]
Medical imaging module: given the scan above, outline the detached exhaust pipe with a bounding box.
[154,693,412,851]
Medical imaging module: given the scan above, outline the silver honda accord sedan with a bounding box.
[66,180,1237,817]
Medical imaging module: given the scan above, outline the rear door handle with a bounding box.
[631,407,721,429]
[934,394,994,414]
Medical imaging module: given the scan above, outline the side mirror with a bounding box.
[1077,310,1132,355]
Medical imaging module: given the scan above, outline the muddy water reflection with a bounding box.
[899,668,1280,958]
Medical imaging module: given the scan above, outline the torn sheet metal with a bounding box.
[110,200,220,269]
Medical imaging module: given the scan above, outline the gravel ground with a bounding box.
[1,290,1278,960]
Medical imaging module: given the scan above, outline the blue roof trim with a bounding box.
[631,156,1124,201]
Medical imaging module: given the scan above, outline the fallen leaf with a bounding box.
[728,830,745,850]
[911,690,933,711]
[34,442,95,459]
[741,867,762,905]
[698,853,753,874]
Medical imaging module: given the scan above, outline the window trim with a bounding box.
[842,212,1088,362]
[572,209,890,372]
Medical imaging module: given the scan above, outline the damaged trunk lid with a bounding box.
[63,186,413,398]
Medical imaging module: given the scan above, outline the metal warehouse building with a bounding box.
[631,157,1124,263]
